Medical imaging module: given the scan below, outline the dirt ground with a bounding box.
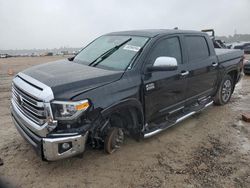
[0,56,250,188]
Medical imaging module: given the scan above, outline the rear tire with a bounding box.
[214,75,234,105]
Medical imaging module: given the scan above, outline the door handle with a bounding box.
[180,70,189,76]
[211,62,218,67]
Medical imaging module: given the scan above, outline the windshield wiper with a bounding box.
[126,47,143,70]
[88,38,132,67]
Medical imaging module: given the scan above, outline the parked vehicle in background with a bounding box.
[243,44,250,54]
[11,29,244,161]
[0,54,9,58]
[244,59,250,75]
[234,42,250,54]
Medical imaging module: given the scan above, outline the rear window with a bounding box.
[185,36,210,62]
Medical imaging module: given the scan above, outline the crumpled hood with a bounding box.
[22,59,123,100]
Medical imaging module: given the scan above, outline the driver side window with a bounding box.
[149,37,182,65]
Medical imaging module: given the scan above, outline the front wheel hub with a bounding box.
[104,127,124,154]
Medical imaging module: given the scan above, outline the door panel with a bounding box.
[184,35,219,101]
[144,66,188,123]
[186,56,218,99]
[143,36,188,123]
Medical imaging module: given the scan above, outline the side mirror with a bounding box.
[68,56,75,61]
[148,57,178,71]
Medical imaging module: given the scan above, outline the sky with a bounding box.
[0,0,250,50]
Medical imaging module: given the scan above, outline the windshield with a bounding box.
[74,35,149,71]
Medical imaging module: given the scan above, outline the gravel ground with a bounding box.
[0,56,250,188]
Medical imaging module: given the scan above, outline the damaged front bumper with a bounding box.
[11,104,88,161]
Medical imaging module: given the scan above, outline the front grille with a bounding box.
[12,84,47,125]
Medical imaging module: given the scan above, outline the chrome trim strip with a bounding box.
[180,70,189,76]
[144,129,163,138]
[49,133,79,136]
[168,106,184,115]
[11,99,57,137]
[18,72,54,102]
[11,72,57,137]
[21,102,45,117]
[175,111,195,123]
[12,86,47,124]
[12,99,45,125]
[12,85,44,107]
[13,77,42,101]
[204,101,213,108]
[11,99,50,137]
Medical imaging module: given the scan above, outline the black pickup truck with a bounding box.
[11,29,244,161]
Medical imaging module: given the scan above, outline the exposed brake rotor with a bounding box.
[104,127,124,154]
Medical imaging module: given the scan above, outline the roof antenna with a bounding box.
[174,27,178,30]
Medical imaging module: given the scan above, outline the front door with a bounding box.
[143,36,188,123]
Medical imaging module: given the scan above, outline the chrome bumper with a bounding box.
[11,103,88,161]
[43,134,88,161]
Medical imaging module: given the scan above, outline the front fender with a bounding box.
[101,98,144,124]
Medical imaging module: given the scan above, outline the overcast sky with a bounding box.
[0,0,249,50]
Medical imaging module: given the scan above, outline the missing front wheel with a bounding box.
[104,127,124,154]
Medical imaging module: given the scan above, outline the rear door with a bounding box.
[143,36,189,123]
[183,35,219,102]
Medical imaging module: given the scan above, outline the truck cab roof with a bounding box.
[106,29,203,38]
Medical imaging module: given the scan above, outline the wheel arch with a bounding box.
[100,98,144,138]
[227,69,239,85]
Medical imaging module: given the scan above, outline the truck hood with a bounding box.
[22,59,123,100]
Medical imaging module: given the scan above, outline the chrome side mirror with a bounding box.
[148,56,178,71]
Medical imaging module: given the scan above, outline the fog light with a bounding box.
[58,142,72,154]
[62,142,70,150]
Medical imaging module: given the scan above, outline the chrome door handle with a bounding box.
[180,71,189,76]
[212,62,218,67]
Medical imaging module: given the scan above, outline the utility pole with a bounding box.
[234,29,237,36]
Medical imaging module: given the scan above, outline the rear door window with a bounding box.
[185,36,210,62]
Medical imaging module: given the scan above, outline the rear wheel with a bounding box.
[214,75,234,105]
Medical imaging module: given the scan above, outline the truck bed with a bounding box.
[215,48,244,63]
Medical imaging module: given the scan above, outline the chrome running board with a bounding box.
[144,100,214,138]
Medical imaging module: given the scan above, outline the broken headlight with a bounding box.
[51,100,90,120]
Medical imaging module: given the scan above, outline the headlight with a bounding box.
[51,100,90,120]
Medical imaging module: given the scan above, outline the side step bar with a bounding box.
[144,100,214,138]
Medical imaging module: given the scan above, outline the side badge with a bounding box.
[146,83,155,91]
